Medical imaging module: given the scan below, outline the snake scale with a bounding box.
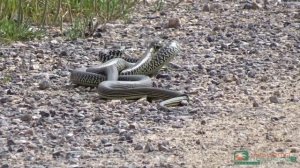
[70,40,188,110]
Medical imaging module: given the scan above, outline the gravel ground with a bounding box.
[0,1,299,167]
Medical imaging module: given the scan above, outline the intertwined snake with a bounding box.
[70,40,188,110]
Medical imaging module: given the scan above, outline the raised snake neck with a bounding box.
[70,40,165,86]
[120,41,179,76]
[98,40,162,63]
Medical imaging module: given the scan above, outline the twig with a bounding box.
[173,0,184,9]
[40,0,48,28]
[54,0,62,25]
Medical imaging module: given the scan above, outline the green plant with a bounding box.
[0,0,139,26]
[64,18,86,40]
[153,0,165,11]
[0,0,139,42]
[0,74,12,84]
[0,19,43,43]
[97,0,138,22]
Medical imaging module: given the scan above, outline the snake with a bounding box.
[70,40,188,110]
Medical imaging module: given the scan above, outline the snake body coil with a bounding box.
[70,41,188,109]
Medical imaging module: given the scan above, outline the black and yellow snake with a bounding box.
[70,40,188,110]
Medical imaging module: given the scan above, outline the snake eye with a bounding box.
[148,39,160,46]
[153,45,161,51]
[149,40,163,52]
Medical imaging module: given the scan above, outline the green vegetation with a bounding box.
[0,19,43,43]
[65,18,87,40]
[0,74,12,84]
[153,0,165,11]
[0,0,139,42]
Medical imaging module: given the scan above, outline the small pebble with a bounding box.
[118,120,129,129]
[134,143,143,150]
[166,18,181,28]
[253,101,259,107]
[172,122,183,128]
[203,4,210,12]
[59,50,68,56]
[20,114,32,122]
[243,2,261,10]
[247,70,256,78]
[39,80,51,90]
[269,96,280,103]
[144,142,155,153]
[1,164,9,168]
[290,148,297,153]
[206,36,215,42]
[129,123,138,129]
[275,148,284,152]
[223,74,234,82]
[156,74,172,80]
[39,111,50,118]
[52,151,64,159]
[158,143,170,152]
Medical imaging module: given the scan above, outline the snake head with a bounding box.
[156,40,181,60]
[147,39,163,52]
